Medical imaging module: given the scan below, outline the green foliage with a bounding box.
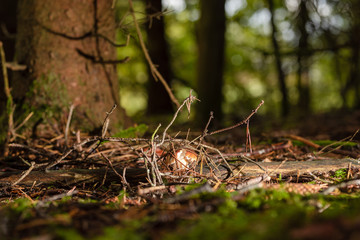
[112,124,148,138]
[114,0,360,119]
[77,198,99,204]
[163,189,313,240]
[55,228,84,240]
[3,186,360,239]
[8,198,33,214]
[3,198,35,223]
[115,1,148,117]
[333,168,347,182]
[162,188,360,240]
[95,225,145,240]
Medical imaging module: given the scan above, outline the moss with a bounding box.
[23,72,70,123]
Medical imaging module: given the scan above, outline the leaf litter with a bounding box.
[1,95,360,239]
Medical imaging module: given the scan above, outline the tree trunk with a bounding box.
[268,0,289,117]
[342,0,360,108]
[0,0,17,61]
[145,0,173,115]
[196,0,226,124]
[296,0,311,115]
[11,0,130,133]
[0,0,17,128]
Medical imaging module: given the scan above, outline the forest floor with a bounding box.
[1,108,360,240]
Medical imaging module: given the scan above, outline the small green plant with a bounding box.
[333,168,347,181]
[112,124,148,138]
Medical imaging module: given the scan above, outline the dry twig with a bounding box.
[65,104,75,147]
[11,161,36,187]
[208,100,264,136]
[159,90,199,146]
[101,153,131,189]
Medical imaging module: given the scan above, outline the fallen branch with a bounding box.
[0,168,148,187]
[322,179,360,195]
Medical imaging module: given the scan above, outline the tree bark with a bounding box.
[11,0,131,133]
[145,0,174,115]
[196,0,226,124]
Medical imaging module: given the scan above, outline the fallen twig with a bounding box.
[11,161,36,187]
[138,185,167,195]
[36,186,78,207]
[101,153,131,189]
[64,104,75,147]
[164,182,213,203]
[101,104,117,138]
[227,174,270,191]
[208,100,264,136]
[321,179,360,195]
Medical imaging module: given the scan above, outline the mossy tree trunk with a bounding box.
[11,0,130,133]
[196,0,226,124]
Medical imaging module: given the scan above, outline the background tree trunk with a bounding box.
[11,0,130,133]
[196,0,226,124]
[145,0,173,115]
[268,0,289,117]
[0,0,17,61]
[296,0,311,115]
[342,0,360,108]
[0,0,17,121]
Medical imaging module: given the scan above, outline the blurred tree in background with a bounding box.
[295,0,311,115]
[0,0,17,119]
[268,0,289,117]
[144,0,174,115]
[116,0,360,124]
[196,0,226,124]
